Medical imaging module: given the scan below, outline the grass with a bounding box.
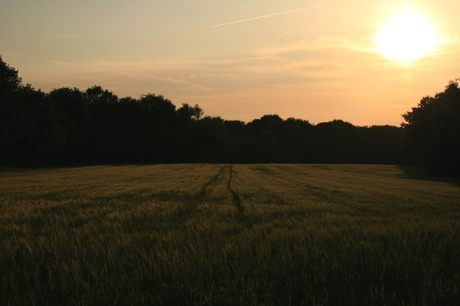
[1,164,460,305]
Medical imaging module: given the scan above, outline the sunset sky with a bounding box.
[1,0,459,126]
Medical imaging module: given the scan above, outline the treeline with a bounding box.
[3,56,459,176]
[0,57,404,167]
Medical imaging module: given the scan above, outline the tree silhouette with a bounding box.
[313,120,365,163]
[402,80,460,176]
[0,57,407,167]
[0,56,24,164]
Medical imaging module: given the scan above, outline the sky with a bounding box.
[1,0,459,126]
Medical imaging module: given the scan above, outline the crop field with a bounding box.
[1,164,460,306]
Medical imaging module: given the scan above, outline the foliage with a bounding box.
[0,57,405,166]
[402,80,460,176]
[1,164,460,306]
[0,56,24,154]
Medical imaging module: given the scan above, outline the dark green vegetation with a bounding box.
[1,164,460,306]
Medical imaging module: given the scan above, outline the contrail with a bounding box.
[46,59,76,66]
[129,72,213,92]
[274,31,290,38]
[211,6,323,28]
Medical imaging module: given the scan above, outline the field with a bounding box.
[1,164,460,306]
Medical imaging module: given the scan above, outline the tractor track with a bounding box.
[187,165,249,226]
[199,165,226,197]
[227,165,245,215]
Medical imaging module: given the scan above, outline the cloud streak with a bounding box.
[211,6,324,28]
[273,32,290,38]
[128,72,213,92]
[46,59,76,66]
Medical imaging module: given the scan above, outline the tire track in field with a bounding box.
[198,165,250,226]
[227,165,244,215]
[200,165,226,197]
[226,166,253,228]
[166,165,226,227]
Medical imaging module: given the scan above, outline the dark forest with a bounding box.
[1,56,459,176]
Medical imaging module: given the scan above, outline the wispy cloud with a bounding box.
[68,59,213,92]
[127,72,213,92]
[35,34,418,103]
[273,32,290,39]
[46,59,76,66]
[211,6,325,27]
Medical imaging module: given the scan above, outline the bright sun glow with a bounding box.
[374,9,438,62]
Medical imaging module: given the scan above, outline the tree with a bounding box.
[0,56,24,164]
[193,116,229,162]
[47,87,89,163]
[402,80,460,176]
[49,87,88,131]
[312,120,365,163]
[359,125,403,164]
[177,103,203,122]
[137,94,178,162]
[246,115,284,162]
[281,118,314,162]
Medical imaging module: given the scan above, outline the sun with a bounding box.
[374,9,438,62]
